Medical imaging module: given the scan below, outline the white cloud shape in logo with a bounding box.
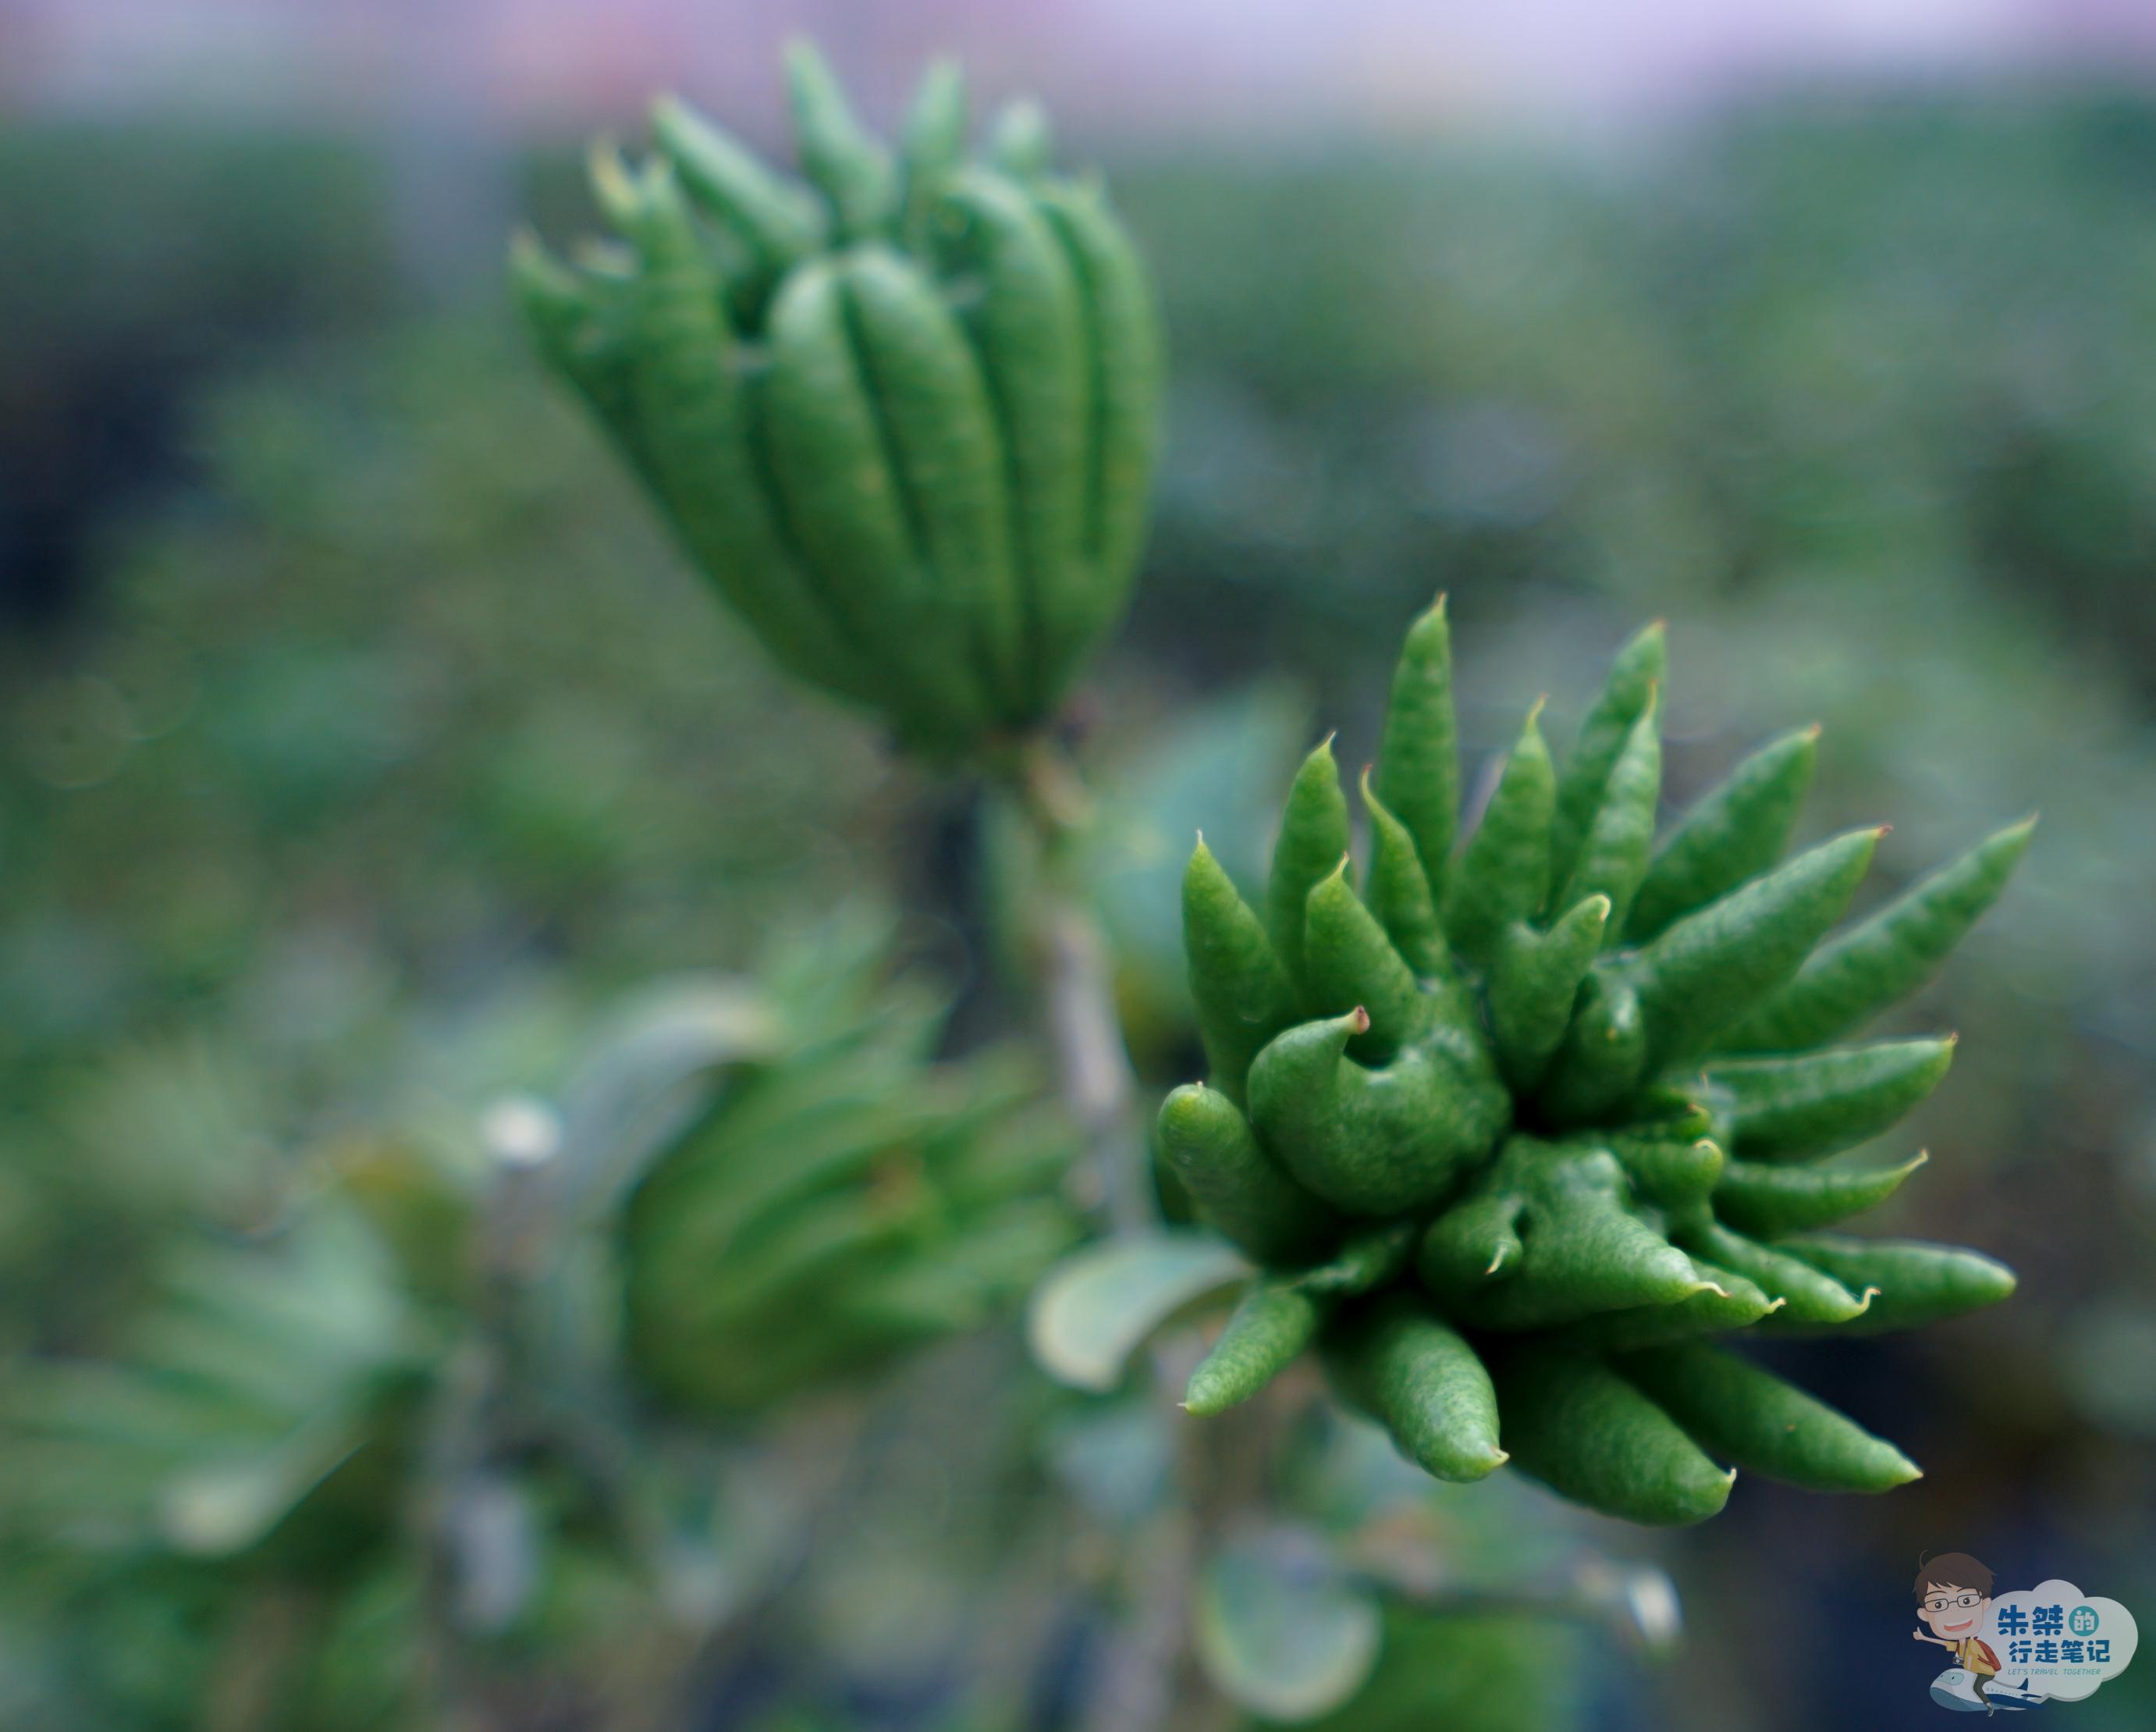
[1986,1580,2139,1703]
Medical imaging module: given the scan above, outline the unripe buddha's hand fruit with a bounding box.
[512,44,1163,756]
[1161,601,2027,1524]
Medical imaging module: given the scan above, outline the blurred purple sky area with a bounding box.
[8,0,2156,140]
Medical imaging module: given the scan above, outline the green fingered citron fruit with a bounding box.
[1490,1339,1734,1527]
[1185,1277,1324,1417]
[513,43,1163,754]
[1324,1296,1505,1483]
[1156,606,2026,1525]
[624,916,1079,1416]
[1616,1341,1920,1492]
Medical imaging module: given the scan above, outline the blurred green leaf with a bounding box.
[1194,1525,1381,1723]
[1027,1232,1248,1393]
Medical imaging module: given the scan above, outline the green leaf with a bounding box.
[553,979,786,1222]
[158,1405,371,1556]
[1193,1528,1382,1722]
[1026,1233,1251,1393]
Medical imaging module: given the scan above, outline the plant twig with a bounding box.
[1038,897,1152,1237]
[1007,732,1150,1239]
[1003,734,1229,1732]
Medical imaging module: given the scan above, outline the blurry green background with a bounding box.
[6,29,2156,1730]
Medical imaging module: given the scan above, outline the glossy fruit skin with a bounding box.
[1170,601,2028,1524]
[512,46,1164,754]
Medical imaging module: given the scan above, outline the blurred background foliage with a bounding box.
[4,80,2156,1730]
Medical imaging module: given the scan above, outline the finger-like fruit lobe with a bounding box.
[626,918,1078,1415]
[512,46,1163,754]
[1166,602,2026,1524]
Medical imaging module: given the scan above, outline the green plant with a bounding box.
[2,912,1072,1729]
[619,915,1078,1415]
[1148,600,2027,1524]
[510,44,1163,755]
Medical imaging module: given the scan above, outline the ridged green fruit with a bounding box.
[624,923,1078,1416]
[511,44,1163,754]
[1163,601,2027,1524]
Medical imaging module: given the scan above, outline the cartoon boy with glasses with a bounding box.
[1914,1552,2003,1713]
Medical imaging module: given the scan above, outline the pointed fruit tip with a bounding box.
[1348,1005,1373,1035]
